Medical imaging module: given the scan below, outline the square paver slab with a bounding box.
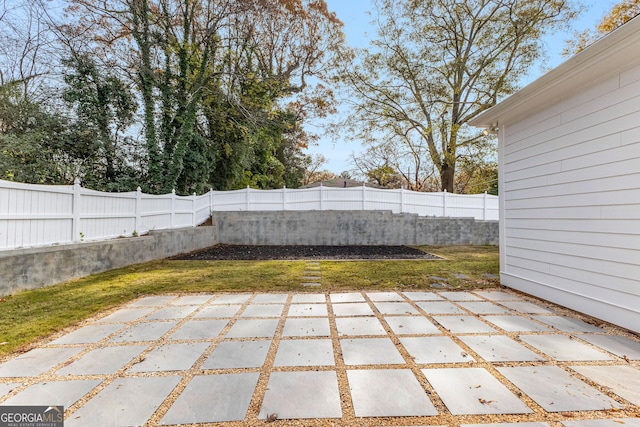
[225,319,279,338]
[203,340,271,369]
[497,366,620,412]
[562,420,640,427]
[385,316,441,335]
[335,317,386,336]
[240,304,284,318]
[366,292,404,302]
[347,369,437,417]
[0,383,19,397]
[252,293,288,304]
[439,292,483,301]
[128,295,177,306]
[532,315,605,333]
[482,315,552,332]
[519,335,613,361]
[66,376,181,427]
[259,371,342,419]
[49,323,124,344]
[287,303,328,317]
[423,367,533,415]
[340,338,405,365]
[332,302,374,316]
[169,319,228,340]
[473,291,523,301]
[401,336,474,363]
[96,307,155,323]
[282,318,330,337]
[459,336,545,362]
[193,305,241,318]
[146,305,199,320]
[570,365,640,405]
[0,347,84,377]
[402,291,444,301]
[373,302,419,315]
[2,379,101,407]
[171,295,213,305]
[110,321,178,342]
[577,334,640,360]
[500,301,554,314]
[291,294,325,303]
[274,339,335,366]
[57,345,147,375]
[457,301,509,315]
[161,373,259,424]
[432,316,497,333]
[129,342,209,372]
[416,301,465,315]
[330,292,365,303]
[211,294,251,304]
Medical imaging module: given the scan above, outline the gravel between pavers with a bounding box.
[172,244,442,260]
[4,289,640,427]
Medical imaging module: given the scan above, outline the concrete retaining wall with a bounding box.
[212,211,498,246]
[0,226,217,296]
[0,211,497,296]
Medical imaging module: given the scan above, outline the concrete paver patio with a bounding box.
[1,289,639,426]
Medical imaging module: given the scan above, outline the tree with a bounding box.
[338,0,577,192]
[0,81,73,184]
[565,0,640,55]
[302,154,329,186]
[62,54,138,190]
[63,0,344,193]
[0,0,57,98]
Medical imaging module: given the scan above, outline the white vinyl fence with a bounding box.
[0,179,498,250]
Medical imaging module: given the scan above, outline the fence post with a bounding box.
[192,192,197,226]
[443,190,448,217]
[319,183,324,211]
[246,185,250,211]
[483,191,487,221]
[362,183,366,211]
[209,188,213,214]
[72,178,81,242]
[282,185,287,211]
[170,189,176,228]
[400,187,404,213]
[135,187,142,234]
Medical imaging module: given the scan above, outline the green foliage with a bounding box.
[62,54,140,191]
[0,82,73,184]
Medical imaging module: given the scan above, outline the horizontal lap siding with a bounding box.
[502,68,640,332]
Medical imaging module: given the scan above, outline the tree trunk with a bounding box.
[440,161,455,192]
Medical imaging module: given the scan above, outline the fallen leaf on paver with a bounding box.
[623,355,630,363]
[266,413,278,422]
[132,356,145,365]
[478,398,495,405]
[461,351,468,357]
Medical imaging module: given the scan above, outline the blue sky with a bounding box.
[311,0,618,175]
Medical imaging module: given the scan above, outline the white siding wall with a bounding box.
[501,66,640,332]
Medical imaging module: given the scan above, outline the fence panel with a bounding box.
[0,181,74,249]
[1,179,498,250]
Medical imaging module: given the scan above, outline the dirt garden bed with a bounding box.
[172,244,443,260]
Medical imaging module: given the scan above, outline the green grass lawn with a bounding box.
[0,245,498,357]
